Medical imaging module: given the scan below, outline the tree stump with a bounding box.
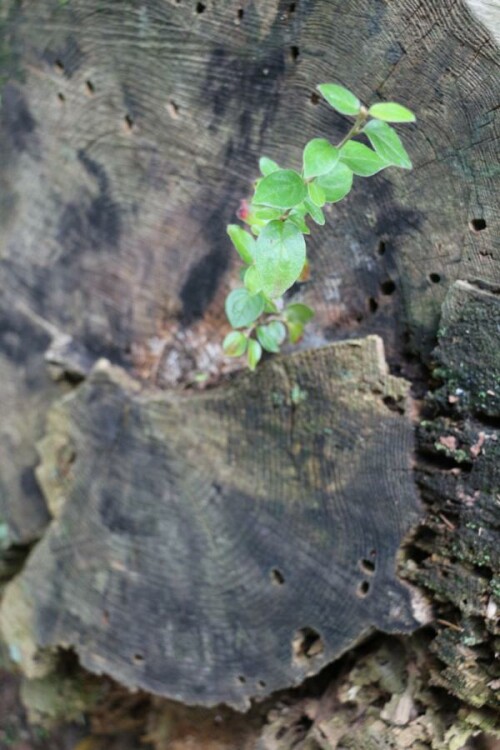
[0,0,498,733]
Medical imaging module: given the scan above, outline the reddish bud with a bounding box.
[237,199,250,221]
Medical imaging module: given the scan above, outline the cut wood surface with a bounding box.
[0,0,499,546]
[1,337,422,708]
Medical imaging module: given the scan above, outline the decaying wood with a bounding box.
[11,633,499,749]
[1,336,423,708]
[0,0,499,739]
[1,0,499,547]
[404,280,500,713]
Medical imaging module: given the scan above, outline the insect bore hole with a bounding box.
[167,100,180,119]
[380,279,396,296]
[360,558,375,574]
[469,218,486,232]
[357,580,370,598]
[290,45,300,61]
[271,568,285,585]
[196,1,206,13]
[429,273,441,284]
[292,626,324,662]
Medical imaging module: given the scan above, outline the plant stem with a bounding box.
[336,109,368,149]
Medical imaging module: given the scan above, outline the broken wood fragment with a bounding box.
[1,337,422,709]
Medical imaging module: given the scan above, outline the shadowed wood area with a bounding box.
[0,337,422,708]
[0,0,499,546]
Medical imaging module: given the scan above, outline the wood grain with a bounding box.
[1,337,422,708]
[0,0,499,543]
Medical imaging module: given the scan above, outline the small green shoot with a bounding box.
[224,83,416,368]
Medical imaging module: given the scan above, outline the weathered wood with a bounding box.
[1,0,499,545]
[0,337,422,708]
[465,1,500,43]
[433,279,500,418]
[405,281,500,712]
[0,0,499,738]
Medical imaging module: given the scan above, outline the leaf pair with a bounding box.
[337,124,411,174]
[256,321,286,353]
[223,330,263,370]
[317,83,415,123]
[223,302,314,366]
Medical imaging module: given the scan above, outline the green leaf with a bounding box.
[251,206,283,221]
[290,202,308,218]
[363,119,412,169]
[264,298,279,313]
[316,162,353,202]
[303,138,339,179]
[284,303,315,324]
[244,265,263,294]
[225,288,265,328]
[304,197,325,225]
[269,320,287,344]
[317,83,361,116]
[247,338,262,370]
[288,211,311,234]
[253,169,307,210]
[307,181,326,207]
[288,202,311,234]
[259,156,281,176]
[223,331,248,357]
[227,224,256,265]
[257,321,287,353]
[287,321,304,343]
[339,141,389,176]
[254,220,306,298]
[368,102,416,123]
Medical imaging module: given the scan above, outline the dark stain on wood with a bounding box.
[57,150,122,258]
[0,83,37,153]
[180,43,287,322]
[0,309,49,367]
[180,239,229,323]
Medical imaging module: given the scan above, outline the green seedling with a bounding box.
[223,83,416,369]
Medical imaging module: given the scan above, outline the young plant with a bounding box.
[223,83,416,370]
